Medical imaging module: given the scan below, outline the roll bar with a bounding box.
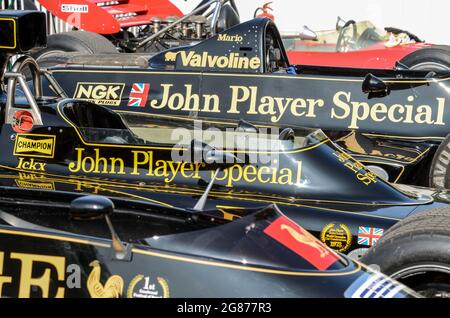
[3,55,68,127]
[4,56,43,125]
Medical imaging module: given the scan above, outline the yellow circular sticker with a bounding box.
[320,223,352,252]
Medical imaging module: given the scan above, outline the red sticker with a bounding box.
[264,216,339,270]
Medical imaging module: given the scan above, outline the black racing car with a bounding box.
[33,0,450,190]
[0,10,449,296]
[0,185,419,298]
[0,11,422,299]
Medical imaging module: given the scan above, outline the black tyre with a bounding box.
[387,207,450,233]
[33,31,117,62]
[399,46,450,71]
[429,134,450,189]
[361,208,450,297]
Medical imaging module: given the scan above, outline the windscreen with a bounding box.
[69,108,328,152]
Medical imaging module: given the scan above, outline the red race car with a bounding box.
[27,0,187,58]
[37,0,184,34]
[282,17,450,70]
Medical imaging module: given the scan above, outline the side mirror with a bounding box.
[205,148,242,165]
[70,195,114,220]
[282,26,317,41]
[189,139,242,168]
[70,195,131,261]
[362,73,391,98]
[236,119,258,133]
[0,11,46,54]
[298,25,318,41]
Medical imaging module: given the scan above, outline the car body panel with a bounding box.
[0,98,447,256]
[0,198,416,298]
[287,43,431,69]
[40,18,448,187]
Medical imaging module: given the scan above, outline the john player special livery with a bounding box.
[0,11,422,299]
[0,10,449,296]
[37,1,450,190]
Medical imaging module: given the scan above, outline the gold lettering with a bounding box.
[415,105,434,124]
[229,86,249,114]
[150,84,172,109]
[305,98,324,117]
[331,91,351,119]
[349,101,370,129]
[0,252,12,296]
[387,104,405,123]
[435,97,446,125]
[243,165,257,183]
[178,51,261,69]
[370,103,388,122]
[132,151,150,176]
[10,252,65,298]
[278,168,293,185]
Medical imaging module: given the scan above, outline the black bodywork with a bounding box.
[0,10,423,299]
[0,187,418,298]
[41,18,449,188]
[0,11,448,260]
[0,97,448,257]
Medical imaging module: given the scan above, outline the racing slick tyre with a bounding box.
[360,207,450,297]
[33,31,117,63]
[429,134,450,189]
[399,46,450,71]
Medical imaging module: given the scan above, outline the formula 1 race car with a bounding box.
[0,180,417,299]
[283,17,450,71]
[0,12,422,299]
[35,0,450,190]
[1,10,449,296]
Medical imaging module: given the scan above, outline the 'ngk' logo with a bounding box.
[74,83,125,106]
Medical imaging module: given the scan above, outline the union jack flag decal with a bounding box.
[128,83,150,107]
[358,226,384,246]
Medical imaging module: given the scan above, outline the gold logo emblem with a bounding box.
[320,223,352,252]
[127,274,170,298]
[164,51,179,62]
[87,261,124,298]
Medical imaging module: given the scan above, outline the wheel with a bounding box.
[399,46,450,71]
[360,207,450,297]
[429,134,450,189]
[33,31,117,63]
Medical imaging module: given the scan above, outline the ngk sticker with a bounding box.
[61,4,89,13]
